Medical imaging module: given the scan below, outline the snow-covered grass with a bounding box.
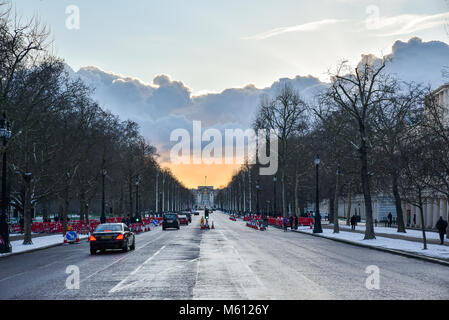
[0,234,89,257]
[296,228,449,261]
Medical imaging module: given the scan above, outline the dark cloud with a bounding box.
[71,37,449,155]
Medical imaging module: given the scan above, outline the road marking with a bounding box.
[56,230,166,296]
[109,244,167,293]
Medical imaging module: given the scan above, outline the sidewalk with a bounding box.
[321,222,448,246]
[291,226,449,264]
[0,233,89,258]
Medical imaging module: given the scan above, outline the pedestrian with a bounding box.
[289,215,293,231]
[413,214,416,226]
[350,215,356,231]
[435,216,448,245]
[295,214,299,230]
[387,212,393,228]
[283,216,288,232]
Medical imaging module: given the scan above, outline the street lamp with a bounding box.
[100,169,107,224]
[313,155,323,233]
[256,182,261,217]
[0,112,12,253]
[135,176,140,220]
[273,176,277,217]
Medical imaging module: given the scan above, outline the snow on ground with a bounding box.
[329,222,447,242]
[296,227,449,260]
[0,234,89,257]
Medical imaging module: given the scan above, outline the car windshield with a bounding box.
[95,224,122,232]
[164,214,177,220]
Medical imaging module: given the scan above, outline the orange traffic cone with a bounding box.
[76,233,80,243]
[310,223,313,229]
[211,221,215,229]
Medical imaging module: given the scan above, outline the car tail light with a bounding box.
[116,234,124,240]
[89,235,97,241]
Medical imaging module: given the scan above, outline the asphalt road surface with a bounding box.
[0,211,448,300]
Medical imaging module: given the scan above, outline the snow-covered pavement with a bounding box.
[296,227,449,261]
[0,234,89,257]
[327,222,448,242]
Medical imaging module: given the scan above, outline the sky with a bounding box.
[11,0,449,188]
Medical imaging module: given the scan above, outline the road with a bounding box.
[0,211,448,300]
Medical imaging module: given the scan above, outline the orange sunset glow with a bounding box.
[161,162,242,189]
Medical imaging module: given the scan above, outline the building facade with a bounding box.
[193,186,216,208]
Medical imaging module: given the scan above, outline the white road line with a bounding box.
[109,245,167,293]
[57,230,166,296]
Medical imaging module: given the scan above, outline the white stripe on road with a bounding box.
[109,244,167,293]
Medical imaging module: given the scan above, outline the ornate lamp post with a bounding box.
[273,176,277,217]
[256,182,261,217]
[313,155,323,233]
[0,112,12,253]
[135,176,140,220]
[100,169,107,224]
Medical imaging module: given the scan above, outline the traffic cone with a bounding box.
[63,233,67,244]
[310,223,313,229]
[211,221,215,229]
[76,233,80,243]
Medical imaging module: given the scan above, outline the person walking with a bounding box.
[387,212,393,228]
[435,216,448,245]
[283,216,288,232]
[294,214,299,230]
[350,215,356,231]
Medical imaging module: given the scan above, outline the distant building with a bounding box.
[193,186,217,208]
[425,83,449,126]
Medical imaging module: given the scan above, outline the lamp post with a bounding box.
[100,169,107,224]
[273,176,277,217]
[256,182,261,217]
[313,155,322,233]
[0,112,11,253]
[135,176,140,220]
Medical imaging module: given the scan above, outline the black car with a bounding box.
[89,223,135,255]
[162,213,180,230]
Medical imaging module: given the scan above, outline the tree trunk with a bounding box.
[282,167,287,217]
[22,174,33,245]
[359,126,375,240]
[392,172,406,233]
[334,170,340,233]
[418,193,427,250]
[62,185,69,234]
[79,189,86,223]
[447,197,449,240]
[329,191,335,224]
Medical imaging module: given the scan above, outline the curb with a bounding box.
[291,228,449,267]
[0,237,89,259]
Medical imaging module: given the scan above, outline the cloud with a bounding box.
[243,19,346,40]
[365,12,449,37]
[73,37,449,158]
